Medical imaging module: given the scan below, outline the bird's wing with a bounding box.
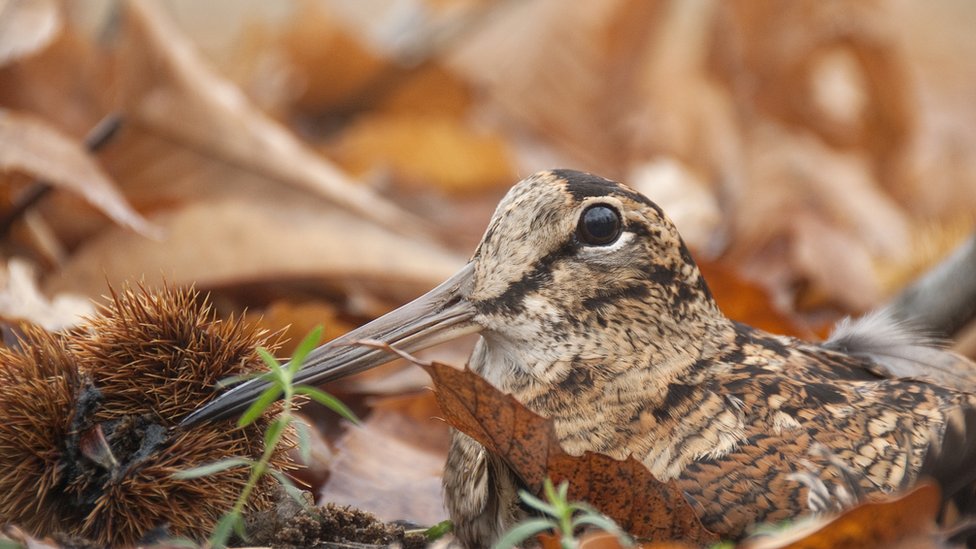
[824,309,976,392]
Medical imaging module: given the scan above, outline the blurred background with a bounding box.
[1,0,975,527]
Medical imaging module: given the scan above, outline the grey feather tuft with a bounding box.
[825,309,976,391]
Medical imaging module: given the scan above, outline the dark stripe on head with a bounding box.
[551,169,663,215]
[581,283,651,311]
[474,239,577,315]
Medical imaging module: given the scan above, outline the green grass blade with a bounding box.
[263,417,286,448]
[237,386,283,427]
[209,511,241,548]
[517,489,558,516]
[425,520,454,541]
[572,515,631,545]
[555,479,569,502]
[171,458,252,479]
[293,418,312,463]
[257,347,288,384]
[492,518,555,549]
[287,325,323,376]
[294,385,360,424]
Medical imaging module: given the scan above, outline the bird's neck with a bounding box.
[471,291,736,416]
[468,273,744,472]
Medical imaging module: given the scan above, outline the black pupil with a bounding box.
[578,205,621,246]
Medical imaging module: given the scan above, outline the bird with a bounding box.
[183,169,976,547]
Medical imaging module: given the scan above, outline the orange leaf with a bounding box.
[362,341,717,545]
[741,482,943,549]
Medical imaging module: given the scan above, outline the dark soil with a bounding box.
[246,491,429,549]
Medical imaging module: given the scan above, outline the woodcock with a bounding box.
[184,170,976,547]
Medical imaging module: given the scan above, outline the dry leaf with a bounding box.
[0,0,62,67]
[741,482,945,549]
[116,0,427,238]
[540,531,699,549]
[448,0,666,175]
[288,413,334,494]
[276,1,388,113]
[628,1,738,183]
[789,212,882,311]
[328,112,514,193]
[697,260,819,339]
[733,123,912,311]
[709,1,913,176]
[0,258,91,331]
[321,392,449,525]
[45,195,465,304]
[0,5,468,306]
[247,299,355,357]
[375,63,473,117]
[0,109,157,238]
[629,159,722,254]
[0,25,115,182]
[365,343,717,545]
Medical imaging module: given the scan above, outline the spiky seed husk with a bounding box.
[0,285,294,547]
[0,324,84,535]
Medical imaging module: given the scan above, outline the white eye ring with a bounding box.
[579,231,633,255]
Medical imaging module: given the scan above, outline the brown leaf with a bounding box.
[246,300,355,357]
[545,531,699,549]
[327,112,514,193]
[0,0,62,67]
[321,392,449,525]
[710,1,913,170]
[45,195,465,304]
[1,5,467,304]
[287,413,334,494]
[275,1,388,113]
[741,482,944,549]
[734,124,911,312]
[0,258,92,331]
[116,0,428,238]
[362,342,717,545]
[0,109,158,238]
[698,260,820,339]
[449,0,668,175]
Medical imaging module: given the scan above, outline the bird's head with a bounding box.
[182,170,724,425]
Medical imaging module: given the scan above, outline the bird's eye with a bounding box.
[577,204,622,246]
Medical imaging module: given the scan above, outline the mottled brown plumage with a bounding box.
[188,170,976,547]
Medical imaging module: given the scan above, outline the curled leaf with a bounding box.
[741,482,943,549]
[0,109,158,238]
[357,340,717,545]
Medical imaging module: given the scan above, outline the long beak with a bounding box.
[180,262,480,427]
